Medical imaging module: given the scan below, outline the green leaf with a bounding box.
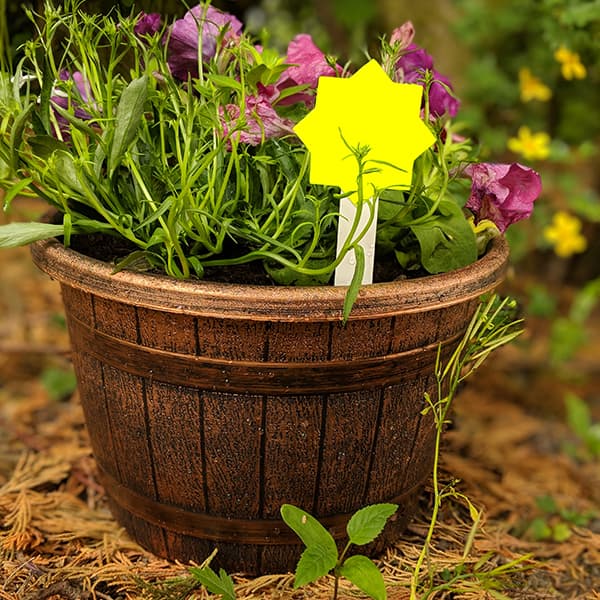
[551,522,572,543]
[2,177,33,210]
[28,135,70,158]
[108,75,148,175]
[342,244,364,323]
[339,555,386,600]
[189,565,236,600]
[9,101,34,170]
[0,222,65,247]
[280,504,338,552]
[528,517,552,541]
[565,394,591,439]
[346,504,397,546]
[294,543,338,588]
[535,494,558,515]
[206,73,243,92]
[410,199,477,273]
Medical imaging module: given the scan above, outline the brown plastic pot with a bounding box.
[31,235,509,575]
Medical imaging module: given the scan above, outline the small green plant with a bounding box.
[40,365,77,401]
[189,562,236,600]
[564,392,600,460]
[280,502,398,600]
[525,494,596,543]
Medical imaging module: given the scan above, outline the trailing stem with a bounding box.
[409,294,523,599]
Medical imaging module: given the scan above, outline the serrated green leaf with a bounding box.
[339,555,386,600]
[293,543,338,588]
[0,222,65,247]
[108,75,148,175]
[346,504,397,546]
[189,565,236,600]
[280,504,338,552]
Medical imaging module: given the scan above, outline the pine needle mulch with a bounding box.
[1,244,599,599]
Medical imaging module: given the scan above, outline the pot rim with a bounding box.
[30,235,509,321]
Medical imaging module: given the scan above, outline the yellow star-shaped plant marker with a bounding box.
[294,58,435,198]
[293,59,435,286]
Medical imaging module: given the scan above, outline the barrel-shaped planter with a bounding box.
[31,236,508,575]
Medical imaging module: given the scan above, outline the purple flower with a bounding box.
[394,43,459,118]
[166,5,242,80]
[395,43,434,77]
[220,93,295,146]
[134,12,162,37]
[277,34,343,107]
[464,163,542,233]
[50,71,95,138]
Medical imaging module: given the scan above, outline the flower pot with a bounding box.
[30,235,508,575]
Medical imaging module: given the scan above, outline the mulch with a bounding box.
[1,240,599,599]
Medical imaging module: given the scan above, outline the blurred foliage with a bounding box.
[453,0,600,150]
[453,0,600,371]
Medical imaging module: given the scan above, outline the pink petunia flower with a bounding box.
[389,21,415,51]
[166,5,242,80]
[220,93,295,146]
[464,163,542,233]
[276,34,343,107]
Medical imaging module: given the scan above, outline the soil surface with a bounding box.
[1,201,599,599]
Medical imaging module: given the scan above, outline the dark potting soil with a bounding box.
[68,232,413,286]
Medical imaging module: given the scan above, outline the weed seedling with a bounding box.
[281,502,398,600]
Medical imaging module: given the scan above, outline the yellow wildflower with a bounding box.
[519,68,552,102]
[554,46,587,80]
[543,211,587,258]
[507,126,551,161]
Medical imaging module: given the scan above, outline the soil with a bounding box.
[1,201,599,599]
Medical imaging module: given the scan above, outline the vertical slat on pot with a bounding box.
[197,316,269,571]
[136,307,209,561]
[313,318,393,517]
[91,297,168,556]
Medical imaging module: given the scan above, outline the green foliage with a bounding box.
[549,277,600,364]
[189,564,236,600]
[41,366,77,401]
[564,392,600,459]
[280,503,397,600]
[0,0,494,294]
[523,493,596,542]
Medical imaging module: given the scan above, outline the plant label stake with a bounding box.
[294,59,435,285]
[334,195,379,286]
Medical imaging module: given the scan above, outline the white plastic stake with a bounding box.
[334,195,379,286]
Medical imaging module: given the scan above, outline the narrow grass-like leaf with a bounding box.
[2,177,33,209]
[346,503,398,546]
[9,101,33,170]
[108,75,148,175]
[342,244,364,323]
[0,222,65,247]
[339,555,387,600]
[293,543,338,588]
